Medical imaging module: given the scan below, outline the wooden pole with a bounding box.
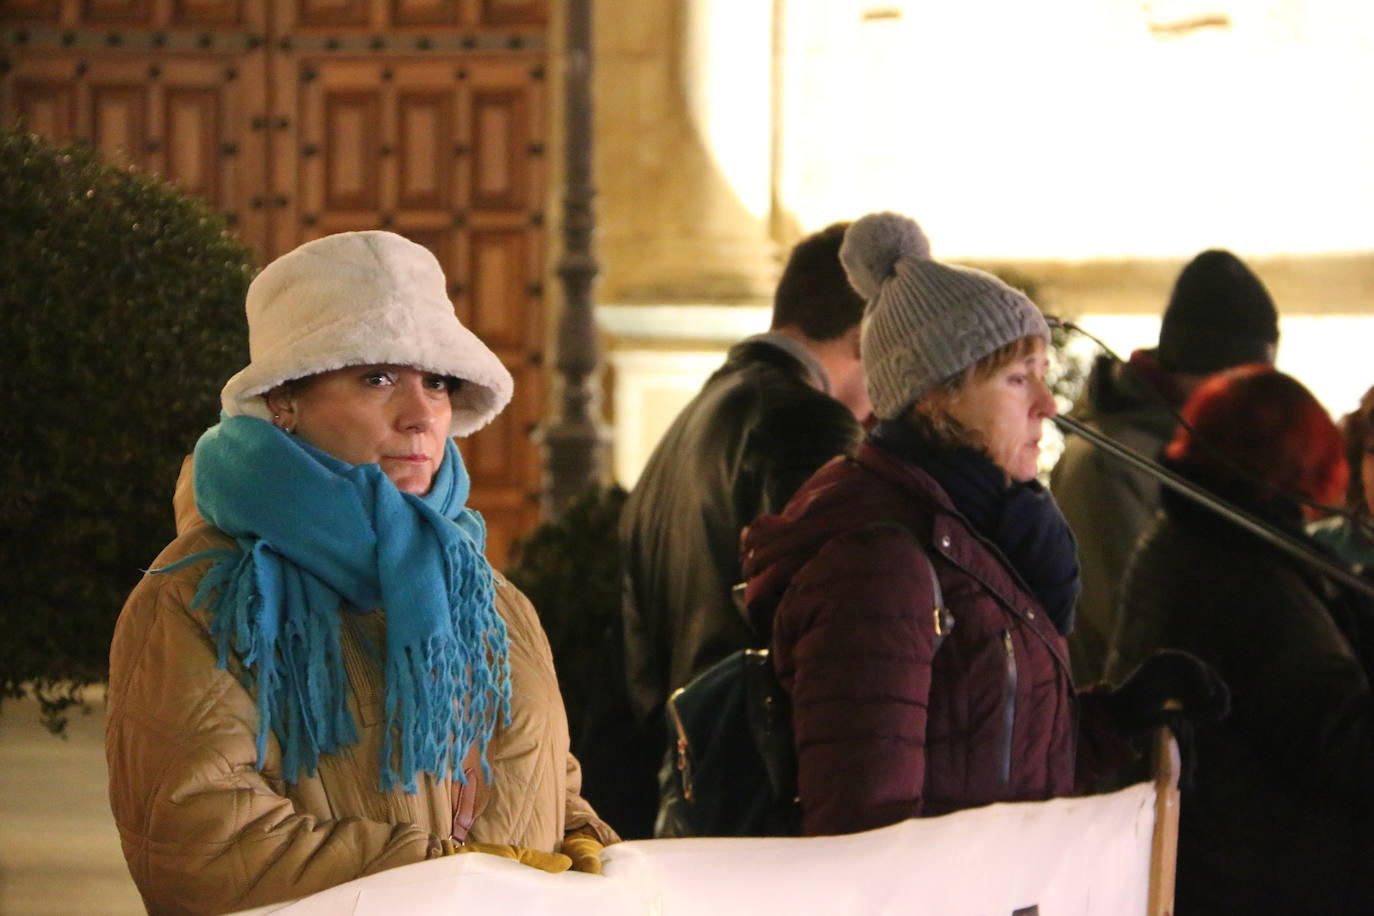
[538,0,611,518]
[1147,723,1182,916]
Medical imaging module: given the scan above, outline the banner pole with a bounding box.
[1147,724,1181,916]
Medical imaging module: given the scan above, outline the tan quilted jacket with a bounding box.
[106,460,615,915]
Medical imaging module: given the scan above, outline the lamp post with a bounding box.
[537,0,611,517]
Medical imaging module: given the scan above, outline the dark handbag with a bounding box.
[656,539,948,838]
[656,646,800,838]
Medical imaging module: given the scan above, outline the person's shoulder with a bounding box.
[754,379,858,438]
[125,525,238,619]
[111,525,241,699]
[157,523,237,574]
[777,514,933,630]
[1142,509,1311,602]
[489,572,542,639]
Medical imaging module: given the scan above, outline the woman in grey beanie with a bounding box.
[740,212,1227,836]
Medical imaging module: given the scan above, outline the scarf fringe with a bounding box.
[182,417,511,792]
[378,540,512,793]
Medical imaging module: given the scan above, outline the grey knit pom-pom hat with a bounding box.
[841,211,1050,420]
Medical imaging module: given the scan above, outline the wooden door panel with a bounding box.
[3,0,551,558]
[465,394,524,489]
[278,0,545,30]
[322,89,382,211]
[156,55,265,238]
[2,0,261,26]
[392,0,460,26]
[396,89,452,209]
[466,226,533,351]
[478,0,545,28]
[163,86,221,201]
[296,0,369,27]
[82,0,154,23]
[465,360,540,487]
[465,357,543,567]
[0,0,60,20]
[461,56,545,211]
[172,0,246,25]
[90,83,150,168]
[470,88,525,210]
[2,43,268,249]
[402,226,454,269]
[11,79,78,140]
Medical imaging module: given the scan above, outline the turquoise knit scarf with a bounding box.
[166,414,511,792]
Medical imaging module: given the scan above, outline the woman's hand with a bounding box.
[559,829,606,874]
[1104,649,1231,788]
[449,841,572,873]
[1105,649,1230,734]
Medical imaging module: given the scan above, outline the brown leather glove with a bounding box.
[452,842,573,874]
[559,832,605,875]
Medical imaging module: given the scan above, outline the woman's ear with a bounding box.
[263,387,298,433]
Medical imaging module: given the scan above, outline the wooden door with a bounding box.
[1,0,550,566]
[0,2,272,244]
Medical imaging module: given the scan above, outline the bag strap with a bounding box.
[858,521,953,647]
[920,547,954,647]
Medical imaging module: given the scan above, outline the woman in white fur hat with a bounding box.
[106,231,616,915]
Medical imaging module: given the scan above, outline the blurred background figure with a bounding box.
[1310,383,1374,573]
[1108,365,1374,916]
[618,223,869,837]
[1053,249,1279,685]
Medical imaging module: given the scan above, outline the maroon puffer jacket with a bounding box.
[742,441,1124,836]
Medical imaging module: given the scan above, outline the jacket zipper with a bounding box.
[999,629,1017,785]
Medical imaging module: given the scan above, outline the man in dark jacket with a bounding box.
[1052,249,1279,685]
[620,223,869,833]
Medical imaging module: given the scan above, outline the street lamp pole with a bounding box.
[538,0,611,517]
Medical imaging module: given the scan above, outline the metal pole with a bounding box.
[537,0,611,518]
[1054,414,1374,601]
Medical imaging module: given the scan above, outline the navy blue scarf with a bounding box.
[160,415,511,792]
[872,420,1080,634]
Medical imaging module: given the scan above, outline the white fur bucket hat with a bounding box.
[220,231,513,437]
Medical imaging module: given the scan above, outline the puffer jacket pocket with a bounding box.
[998,629,1017,785]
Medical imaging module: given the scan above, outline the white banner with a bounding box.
[236,782,1158,916]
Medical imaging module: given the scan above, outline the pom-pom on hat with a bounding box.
[220,231,513,437]
[1157,249,1279,375]
[841,211,1050,420]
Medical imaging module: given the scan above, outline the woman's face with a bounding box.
[944,338,1056,482]
[268,364,455,496]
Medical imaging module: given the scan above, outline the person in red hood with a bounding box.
[741,212,1229,837]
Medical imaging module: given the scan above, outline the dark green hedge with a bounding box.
[0,128,254,729]
[505,484,628,744]
[506,484,661,837]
